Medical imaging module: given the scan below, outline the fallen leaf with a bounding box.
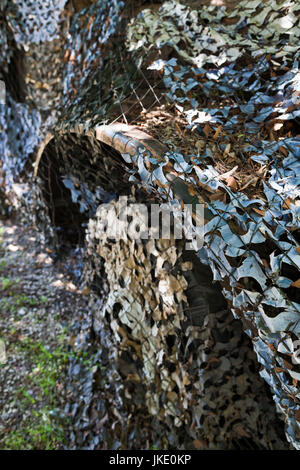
[224,143,231,156]
[209,190,226,202]
[252,207,265,216]
[203,123,211,137]
[293,378,298,388]
[213,125,222,140]
[279,146,289,156]
[226,176,238,190]
[81,287,91,295]
[193,439,207,449]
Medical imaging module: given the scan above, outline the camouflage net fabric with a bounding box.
[0,0,67,192]
[123,0,300,448]
[32,126,288,449]
[1,0,300,450]
[82,192,287,449]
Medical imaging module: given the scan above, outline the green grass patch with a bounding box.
[0,291,48,315]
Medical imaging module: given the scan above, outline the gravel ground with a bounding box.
[0,218,89,449]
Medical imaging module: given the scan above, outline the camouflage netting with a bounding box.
[30,126,288,449]
[1,0,300,449]
[83,192,288,449]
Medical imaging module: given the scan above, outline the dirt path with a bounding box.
[0,218,89,449]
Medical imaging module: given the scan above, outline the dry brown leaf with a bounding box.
[283,360,293,371]
[195,179,215,193]
[239,176,258,191]
[279,146,289,156]
[187,185,198,196]
[166,391,178,402]
[283,198,291,209]
[209,190,226,202]
[203,123,211,137]
[213,124,222,140]
[175,121,185,137]
[293,378,298,388]
[226,176,238,190]
[295,410,300,422]
[268,343,276,353]
[292,279,300,288]
[193,439,207,449]
[252,207,265,216]
[224,143,231,155]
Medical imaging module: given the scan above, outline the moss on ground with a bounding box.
[0,223,87,450]
[1,337,69,450]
